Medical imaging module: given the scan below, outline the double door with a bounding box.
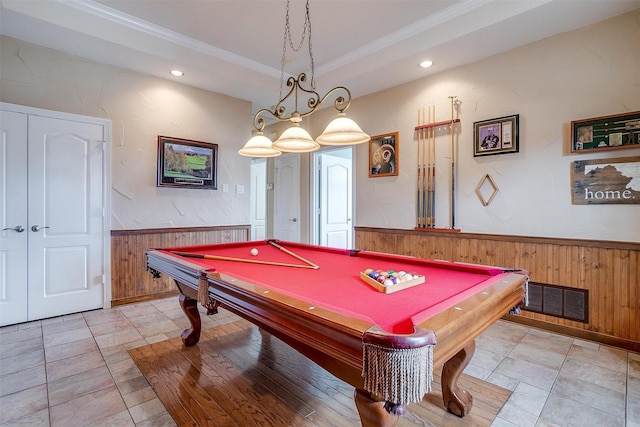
[0,104,108,326]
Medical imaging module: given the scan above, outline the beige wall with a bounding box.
[0,36,253,230]
[2,9,640,242]
[303,9,640,242]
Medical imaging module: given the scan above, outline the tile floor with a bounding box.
[0,297,638,426]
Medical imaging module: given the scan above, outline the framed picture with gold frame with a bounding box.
[369,132,398,177]
[473,114,519,157]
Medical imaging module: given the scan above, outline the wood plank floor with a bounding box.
[129,319,510,427]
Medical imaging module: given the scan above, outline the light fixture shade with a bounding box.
[238,132,281,157]
[272,123,320,153]
[316,112,370,146]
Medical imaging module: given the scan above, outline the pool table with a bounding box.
[146,240,527,427]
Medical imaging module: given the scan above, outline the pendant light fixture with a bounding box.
[238,0,369,157]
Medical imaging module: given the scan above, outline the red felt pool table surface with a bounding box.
[159,240,515,334]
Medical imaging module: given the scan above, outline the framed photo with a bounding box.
[369,132,399,177]
[157,136,218,189]
[473,114,519,157]
[570,111,640,153]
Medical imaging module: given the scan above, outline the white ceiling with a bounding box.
[2,0,639,116]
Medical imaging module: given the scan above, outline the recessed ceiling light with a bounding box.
[170,69,184,77]
[419,60,434,69]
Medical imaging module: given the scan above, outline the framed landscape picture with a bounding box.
[157,136,218,189]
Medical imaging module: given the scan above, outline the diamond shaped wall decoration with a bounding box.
[475,174,499,206]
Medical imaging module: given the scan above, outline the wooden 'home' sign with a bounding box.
[571,156,640,205]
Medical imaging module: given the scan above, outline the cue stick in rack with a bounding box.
[416,108,423,228]
[416,105,437,228]
[425,107,429,227]
[448,96,458,229]
[171,251,319,269]
[421,107,427,227]
[428,104,435,228]
[268,240,319,269]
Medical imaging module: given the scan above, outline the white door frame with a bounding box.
[1,102,112,309]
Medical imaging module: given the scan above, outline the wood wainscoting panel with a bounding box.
[111,225,250,306]
[355,227,640,352]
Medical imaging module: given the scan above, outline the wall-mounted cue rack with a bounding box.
[414,96,461,232]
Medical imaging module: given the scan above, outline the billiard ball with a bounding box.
[250,248,259,256]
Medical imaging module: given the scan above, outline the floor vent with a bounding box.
[524,282,588,323]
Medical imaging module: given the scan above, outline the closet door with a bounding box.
[0,111,29,325]
[318,151,353,249]
[250,158,267,240]
[274,154,300,242]
[27,115,105,320]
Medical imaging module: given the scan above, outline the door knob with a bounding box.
[3,225,25,233]
[31,225,50,232]
[289,218,297,222]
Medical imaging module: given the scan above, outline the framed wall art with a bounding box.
[570,111,640,153]
[157,136,218,189]
[473,114,519,157]
[571,156,640,205]
[369,132,398,177]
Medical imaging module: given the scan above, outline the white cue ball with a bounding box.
[250,248,259,256]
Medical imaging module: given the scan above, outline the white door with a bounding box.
[319,149,353,248]
[250,158,267,240]
[274,155,300,242]
[0,111,29,325]
[26,115,106,320]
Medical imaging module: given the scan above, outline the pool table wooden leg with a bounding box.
[354,389,399,427]
[179,294,201,347]
[441,340,475,417]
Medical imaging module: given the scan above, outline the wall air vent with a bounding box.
[524,282,588,323]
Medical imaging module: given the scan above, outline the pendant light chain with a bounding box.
[280,0,315,99]
[285,0,308,53]
[306,0,315,89]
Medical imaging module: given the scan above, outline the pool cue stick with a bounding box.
[432,105,436,227]
[418,106,427,227]
[416,108,423,227]
[171,251,318,269]
[432,106,437,227]
[420,107,427,228]
[268,240,319,268]
[448,96,457,229]
[423,106,429,228]
[422,106,431,227]
[427,105,436,228]
[432,105,437,227]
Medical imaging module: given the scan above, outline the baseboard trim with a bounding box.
[504,315,640,353]
[112,290,180,307]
